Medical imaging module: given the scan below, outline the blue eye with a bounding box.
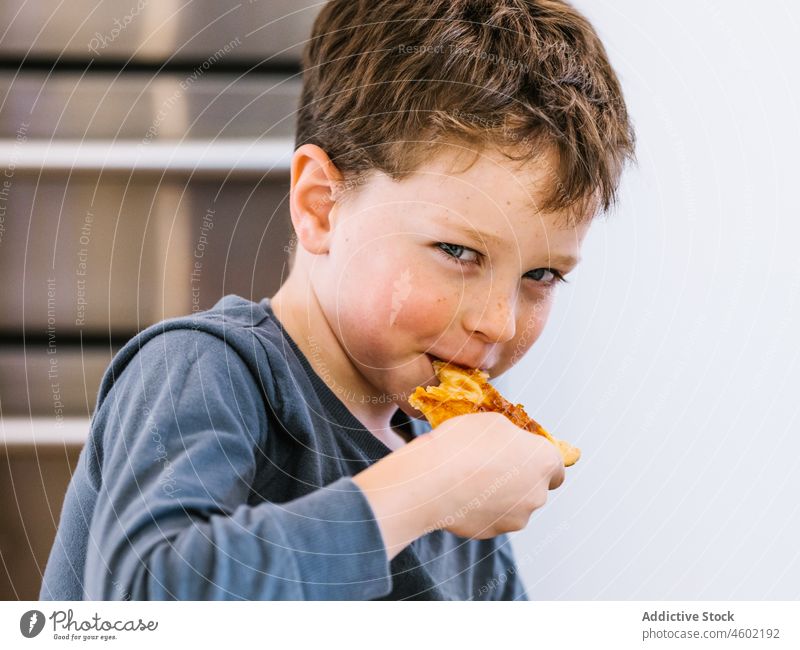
[435,242,481,266]
[436,242,567,286]
[525,268,567,285]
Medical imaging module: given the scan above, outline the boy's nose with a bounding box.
[465,294,517,344]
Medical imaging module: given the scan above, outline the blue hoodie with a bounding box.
[39,294,527,600]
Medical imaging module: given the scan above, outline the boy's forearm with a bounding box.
[87,475,396,600]
[352,436,446,560]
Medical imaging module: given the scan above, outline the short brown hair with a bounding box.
[295,0,635,221]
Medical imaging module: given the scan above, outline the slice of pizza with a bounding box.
[408,360,580,467]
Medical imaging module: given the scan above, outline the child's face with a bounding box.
[305,145,591,418]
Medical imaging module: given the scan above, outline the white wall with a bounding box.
[500,0,800,599]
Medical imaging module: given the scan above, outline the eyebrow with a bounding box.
[543,253,581,269]
[447,224,505,246]
[444,223,581,269]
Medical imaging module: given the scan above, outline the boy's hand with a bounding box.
[424,411,565,539]
[353,411,565,559]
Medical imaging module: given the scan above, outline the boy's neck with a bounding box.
[269,275,405,442]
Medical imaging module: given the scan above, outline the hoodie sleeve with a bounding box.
[471,536,529,601]
[83,328,392,600]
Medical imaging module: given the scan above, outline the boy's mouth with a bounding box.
[425,353,444,375]
[425,353,489,374]
[422,354,444,388]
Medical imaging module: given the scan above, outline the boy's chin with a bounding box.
[370,360,436,420]
[392,357,441,419]
[394,399,427,421]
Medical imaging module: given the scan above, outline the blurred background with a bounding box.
[503,0,800,600]
[1,0,798,600]
[0,0,314,599]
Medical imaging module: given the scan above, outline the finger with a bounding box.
[549,455,566,490]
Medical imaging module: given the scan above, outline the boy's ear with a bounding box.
[289,144,344,256]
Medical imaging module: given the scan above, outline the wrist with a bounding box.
[352,436,443,559]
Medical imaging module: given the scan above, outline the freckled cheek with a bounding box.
[516,319,545,350]
[381,259,462,336]
[398,290,458,336]
[336,243,396,303]
[332,245,436,334]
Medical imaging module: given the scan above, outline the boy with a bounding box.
[41,0,634,600]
